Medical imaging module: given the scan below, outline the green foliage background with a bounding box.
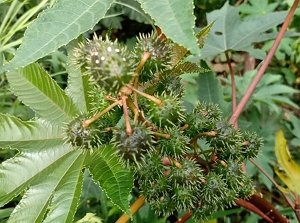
[0,0,299,222]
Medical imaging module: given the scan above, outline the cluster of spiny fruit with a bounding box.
[66,32,262,220]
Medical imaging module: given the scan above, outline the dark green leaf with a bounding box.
[0,114,63,149]
[201,2,287,59]
[88,146,133,215]
[136,0,199,54]
[1,0,114,72]
[7,63,78,125]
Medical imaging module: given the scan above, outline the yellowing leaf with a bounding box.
[275,130,300,195]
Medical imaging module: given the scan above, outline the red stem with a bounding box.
[235,199,273,223]
[229,0,300,125]
[176,211,192,223]
[250,159,295,209]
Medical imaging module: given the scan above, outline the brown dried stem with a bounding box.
[129,85,162,105]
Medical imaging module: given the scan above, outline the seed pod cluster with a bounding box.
[67,32,262,221]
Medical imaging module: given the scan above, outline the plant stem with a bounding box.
[82,100,121,128]
[129,85,162,105]
[133,52,152,88]
[250,159,295,209]
[229,0,300,125]
[248,194,289,223]
[121,95,132,136]
[225,51,237,127]
[151,131,171,139]
[176,211,192,223]
[115,196,145,223]
[235,199,273,223]
[294,193,300,222]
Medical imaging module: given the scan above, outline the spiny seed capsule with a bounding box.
[132,32,172,82]
[65,115,99,150]
[72,35,133,94]
[145,93,185,127]
[112,124,154,163]
[157,127,190,158]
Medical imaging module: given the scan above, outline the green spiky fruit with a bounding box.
[157,127,190,158]
[200,172,230,206]
[144,71,184,97]
[241,131,262,159]
[72,36,133,94]
[65,115,100,150]
[133,32,172,82]
[112,124,153,163]
[145,93,185,127]
[139,155,204,216]
[209,120,244,161]
[185,102,222,137]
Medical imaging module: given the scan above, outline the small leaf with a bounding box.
[1,0,114,72]
[7,63,78,125]
[275,130,300,195]
[136,0,199,54]
[171,23,214,66]
[88,145,133,215]
[0,114,63,149]
[239,0,278,16]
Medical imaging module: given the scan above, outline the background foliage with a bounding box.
[0,0,299,222]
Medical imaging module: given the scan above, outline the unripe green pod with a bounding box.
[185,102,222,137]
[145,93,185,127]
[112,124,154,163]
[157,127,190,158]
[72,36,133,94]
[64,115,100,150]
[241,131,262,159]
[132,32,172,82]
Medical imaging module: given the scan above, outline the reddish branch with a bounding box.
[227,1,300,222]
[229,0,300,125]
[175,211,192,223]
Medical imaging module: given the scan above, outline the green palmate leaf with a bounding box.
[0,144,72,207]
[224,71,299,113]
[7,63,78,125]
[201,2,287,59]
[182,69,230,114]
[0,0,114,73]
[239,0,278,16]
[0,114,63,149]
[66,48,92,113]
[136,0,199,54]
[88,145,133,215]
[40,152,84,223]
[7,150,84,223]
